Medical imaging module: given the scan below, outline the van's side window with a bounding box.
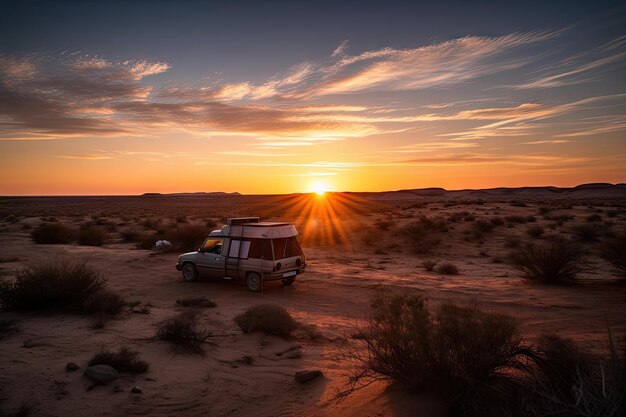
[228,239,250,258]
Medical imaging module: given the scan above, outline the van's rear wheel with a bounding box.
[281,277,295,286]
[246,272,262,292]
[182,263,198,282]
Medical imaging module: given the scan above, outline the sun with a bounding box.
[309,181,333,195]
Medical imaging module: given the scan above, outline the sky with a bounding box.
[0,0,625,195]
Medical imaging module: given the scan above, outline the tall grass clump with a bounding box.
[77,226,108,246]
[234,304,296,339]
[340,293,529,410]
[402,216,448,254]
[88,347,149,374]
[517,333,626,417]
[155,310,212,354]
[30,223,75,244]
[164,225,207,251]
[0,261,106,311]
[601,234,626,278]
[511,239,587,284]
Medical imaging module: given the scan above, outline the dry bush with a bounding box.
[573,224,602,242]
[505,215,528,224]
[474,219,496,234]
[526,225,545,239]
[511,239,587,284]
[0,319,19,340]
[586,213,602,222]
[120,229,143,243]
[436,262,459,275]
[375,219,395,231]
[422,260,437,271]
[517,333,626,417]
[77,226,108,246]
[601,235,626,278]
[83,288,126,327]
[340,293,529,410]
[176,296,217,308]
[234,304,296,339]
[402,216,447,254]
[30,223,75,244]
[88,347,149,374]
[490,216,505,226]
[155,310,212,354]
[0,261,106,311]
[165,225,207,251]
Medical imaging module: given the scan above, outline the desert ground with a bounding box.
[0,185,625,417]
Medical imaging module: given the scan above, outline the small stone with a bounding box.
[66,362,80,372]
[295,370,322,383]
[131,386,142,394]
[84,365,118,384]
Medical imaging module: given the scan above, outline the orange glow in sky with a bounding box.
[1,3,625,195]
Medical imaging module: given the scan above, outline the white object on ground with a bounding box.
[155,240,172,251]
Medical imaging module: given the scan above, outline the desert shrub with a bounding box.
[165,225,207,251]
[573,224,601,242]
[518,333,626,417]
[155,311,212,354]
[0,261,106,311]
[511,239,587,284]
[175,215,188,224]
[474,219,496,233]
[30,223,75,244]
[422,260,437,271]
[402,216,447,253]
[234,304,296,339]
[120,229,143,243]
[436,262,459,275]
[0,319,19,340]
[586,213,602,222]
[601,235,626,278]
[505,236,521,248]
[83,289,125,316]
[526,225,545,239]
[490,216,505,226]
[88,347,149,374]
[375,219,394,231]
[341,293,528,409]
[176,296,216,308]
[505,215,527,224]
[526,215,537,223]
[77,226,107,246]
[538,206,552,215]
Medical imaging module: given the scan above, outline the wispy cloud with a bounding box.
[331,40,349,57]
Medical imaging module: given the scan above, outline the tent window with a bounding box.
[271,237,303,260]
[228,239,250,259]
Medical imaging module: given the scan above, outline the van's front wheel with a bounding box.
[182,263,198,282]
[246,272,262,292]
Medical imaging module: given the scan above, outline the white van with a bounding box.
[175,217,306,291]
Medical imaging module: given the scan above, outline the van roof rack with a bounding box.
[227,217,260,226]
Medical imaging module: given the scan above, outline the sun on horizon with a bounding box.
[308,181,334,195]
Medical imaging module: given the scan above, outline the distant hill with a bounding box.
[369,183,626,200]
[142,192,241,196]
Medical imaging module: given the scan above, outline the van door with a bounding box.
[197,238,226,278]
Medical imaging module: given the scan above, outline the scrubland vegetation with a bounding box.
[342,292,626,417]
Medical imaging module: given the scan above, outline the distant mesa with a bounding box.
[370,183,626,200]
[142,192,241,196]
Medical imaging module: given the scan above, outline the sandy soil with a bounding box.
[0,194,624,417]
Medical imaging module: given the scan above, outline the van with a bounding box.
[175,217,306,291]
